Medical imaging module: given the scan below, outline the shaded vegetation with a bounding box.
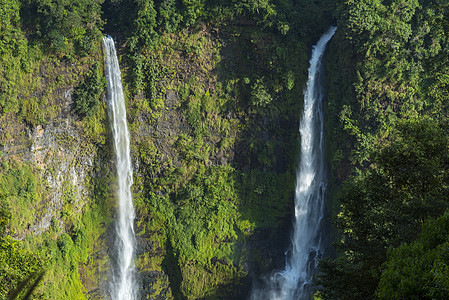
[318,0,449,298]
[73,61,105,118]
[377,210,449,299]
[7,270,46,300]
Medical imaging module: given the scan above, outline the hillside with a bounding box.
[319,0,449,298]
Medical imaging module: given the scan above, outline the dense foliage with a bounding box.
[377,210,449,299]
[21,0,104,54]
[318,0,449,298]
[74,61,105,118]
[0,170,44,299]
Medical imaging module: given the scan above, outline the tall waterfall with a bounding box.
[103,36,137,300]
[251,26,336,300]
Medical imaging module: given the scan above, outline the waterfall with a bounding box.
[251,26,336,300]
[103,36,137,300]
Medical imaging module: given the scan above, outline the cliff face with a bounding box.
[0,51,113,297]
[0,1,337,297]
[125,24,305,299]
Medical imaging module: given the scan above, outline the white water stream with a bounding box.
[251,26,336,300]
[103,36,137,300]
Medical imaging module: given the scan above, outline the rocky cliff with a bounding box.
[0,1,336,298]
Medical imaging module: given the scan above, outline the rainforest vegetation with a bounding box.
[318,0,449,298]
[0,0,448,299]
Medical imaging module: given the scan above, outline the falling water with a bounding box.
[103,36,137,300]
[251,27,336,300]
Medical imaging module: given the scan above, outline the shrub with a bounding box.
[73,62,104,118]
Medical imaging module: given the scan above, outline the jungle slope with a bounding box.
[318,0,449,299]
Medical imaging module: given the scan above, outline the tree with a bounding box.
[74,62,104,118]
[317,118,449,298]
[182,0,205,26]
[21,0,104,53]
[158,0,183,33]
[250,78,273,107]
[377,211,449,299]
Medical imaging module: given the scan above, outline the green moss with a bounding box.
[179,259,246,299]
[81,101,108,143]
[0,159,44,233]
